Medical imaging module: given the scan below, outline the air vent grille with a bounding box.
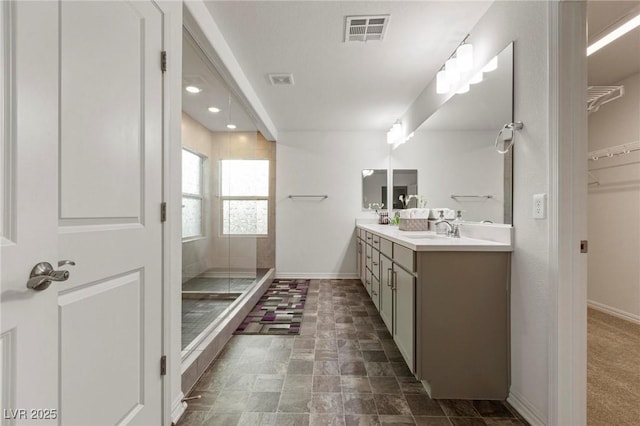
[268,73,294,86]
[345,15,390,42]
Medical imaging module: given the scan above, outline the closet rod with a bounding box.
[588,141,640,161]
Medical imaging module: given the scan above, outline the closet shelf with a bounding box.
[588,141,640,161]
[587,86,624,113]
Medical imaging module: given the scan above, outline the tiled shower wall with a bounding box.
[181,112,276,280]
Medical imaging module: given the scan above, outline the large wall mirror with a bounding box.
[391,43,514,224]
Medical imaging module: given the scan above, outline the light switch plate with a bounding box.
[533,193,546,219]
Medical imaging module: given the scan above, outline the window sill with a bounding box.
[182,236,207,243]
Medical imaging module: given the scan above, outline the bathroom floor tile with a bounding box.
[179,280,525,426]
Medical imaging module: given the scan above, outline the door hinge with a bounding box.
[160,355,167,376]
[580,240,588,253]
[161,51,167,73]
[161,202,167,222]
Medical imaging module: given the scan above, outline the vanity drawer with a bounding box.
[380,237,392,258]
[370,248,380,279]
[365,232,373,244]
[371,234,381,247]
[393,243,415,272]
[365,244,373,271]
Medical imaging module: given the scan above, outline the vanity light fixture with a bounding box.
[435,34,475,95]
[185,85,202,94]
[387,122,403,145]
[482,56,498,73]
[208,107,221,113]
[456,43,473,72]
[456,83,470,94]
[445,57,460,84]
[436,69,449,94]
[226,124,237,129]
[587,12,640,56]
[469,70,483,85]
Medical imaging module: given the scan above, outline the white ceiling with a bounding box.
[588,1,640,85]
[203,1,493,132]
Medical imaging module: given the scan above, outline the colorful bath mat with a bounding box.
[234,279,309,335]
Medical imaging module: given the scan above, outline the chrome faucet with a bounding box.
[435,219,453,235]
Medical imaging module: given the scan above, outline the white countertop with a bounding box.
[356,223,513,252]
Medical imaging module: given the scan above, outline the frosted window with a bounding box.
[182,197,202,239]
[182,148,206,239]
[223,200,268,235]
[221,160,269,196]
[182,149,202,195]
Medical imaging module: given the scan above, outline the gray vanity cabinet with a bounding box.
[392,262,415,373]
[416,251,510,399]
[379,253,394,333]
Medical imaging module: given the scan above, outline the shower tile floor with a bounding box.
[182,269,271,350]
[182,299,235,350]
[178,279,529,426]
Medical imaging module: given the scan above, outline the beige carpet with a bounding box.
[588,308,640,426]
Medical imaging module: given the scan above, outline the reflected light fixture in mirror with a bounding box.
[392,42,514,224]
[208,106,221,113]
[185,85,201,93]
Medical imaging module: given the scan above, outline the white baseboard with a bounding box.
[275,272,359,279]
[588,300,640,325]
[507,390,546,426]
[170,392,187,426]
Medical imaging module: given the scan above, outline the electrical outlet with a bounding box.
[533,193,546,219]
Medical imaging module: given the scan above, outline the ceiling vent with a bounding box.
[344,15,390,42]
[268,73,295,86]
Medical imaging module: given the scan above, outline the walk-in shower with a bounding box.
[181,29,275,354]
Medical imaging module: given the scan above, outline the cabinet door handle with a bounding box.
[372,290,377,296]
[387,268,392,287]
[372,261,378,267]
[366,255,371,259]
[391,270,397,290]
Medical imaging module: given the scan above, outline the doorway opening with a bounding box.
[585,2,640,424]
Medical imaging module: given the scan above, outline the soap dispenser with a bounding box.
[452,210,463,238]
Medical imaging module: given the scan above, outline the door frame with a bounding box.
[547,1,588,425]
[154,1,184,424]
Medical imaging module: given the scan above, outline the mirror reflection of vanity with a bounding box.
[391,43,514,223]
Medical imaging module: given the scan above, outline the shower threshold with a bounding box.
[181,291,242,300]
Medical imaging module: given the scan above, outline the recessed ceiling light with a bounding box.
[185,86,201,93]
[208,107,221,113]
[587,13,640,56]
[226,124,237,130]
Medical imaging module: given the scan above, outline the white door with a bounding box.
[1,1,165,425]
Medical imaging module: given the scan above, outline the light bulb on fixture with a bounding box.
[185,86,202,93]
[226,124,237,130]
[436,70,449,94]
[208,107,221,113]
[456,84,470,94]
[456,43,473,72]
[469,70,483,85]
[445,58,460,84]
[387,122,403,146]
[482,56,498,73]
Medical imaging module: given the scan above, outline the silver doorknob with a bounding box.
[26,261,75,291]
